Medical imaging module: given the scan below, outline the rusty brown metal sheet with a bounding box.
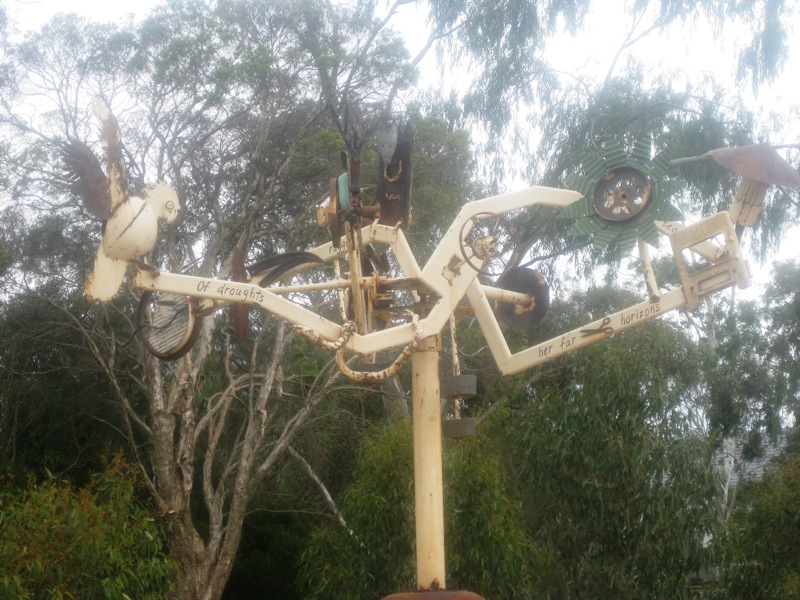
[231,246,249,344]
[708,143,800,187]
[376,121,413,228]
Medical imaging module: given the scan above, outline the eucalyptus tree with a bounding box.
[712,446,800,599]
[0,1,422,597]
[504,286,720,598]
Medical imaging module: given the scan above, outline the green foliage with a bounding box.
[696,260,800,445]
[404,110,482,262]
[224,511,312,600]
[429,0,589,138]
[299,422,416,599]
[0,456,172,599]
[0,288,132,475]
[443,437,538,598]
[507,286,719,598]
[299,422,537,599]
[0,245,9,276]
[712,449,800,599]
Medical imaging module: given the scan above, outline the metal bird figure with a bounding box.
[66,101,180,301]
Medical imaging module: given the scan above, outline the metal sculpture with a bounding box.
[78,103,781,597]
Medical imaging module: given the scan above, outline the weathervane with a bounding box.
[74,102,797,599]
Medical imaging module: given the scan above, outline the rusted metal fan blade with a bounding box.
[231,246,249,344]
[708,144,800,188]
[248,251,323,287]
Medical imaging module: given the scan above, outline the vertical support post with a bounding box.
[411,335,446,590]
[638,238,660,303]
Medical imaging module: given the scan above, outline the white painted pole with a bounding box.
[411,335,446,590]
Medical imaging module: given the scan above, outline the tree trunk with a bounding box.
[168,512,214,600]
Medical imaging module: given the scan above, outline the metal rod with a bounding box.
[263,276,370,295]
[449,313,462,419]
[411,336,446,590]
[637,238,661,302]
[479,284,534,306]
[346,222,369,334]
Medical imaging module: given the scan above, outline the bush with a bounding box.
[0,457,171,599]
[299,421,537,599]
[713,451,800,599]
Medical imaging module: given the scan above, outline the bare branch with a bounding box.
[289,446,347,528]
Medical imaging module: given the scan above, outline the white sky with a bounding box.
[7,0,796,125]
[5,0,161,32]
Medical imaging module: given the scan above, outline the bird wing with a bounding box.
[93,101,129,211]
[62,139,112,221]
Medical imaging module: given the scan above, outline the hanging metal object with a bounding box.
[707,144,800,231]
[495,267,550,331]
[231,247,249,344]
[442,374,477,399]
[441,373,478,439]
[377,124,399,165]
[376,121,413,228]
[136,291,201,360]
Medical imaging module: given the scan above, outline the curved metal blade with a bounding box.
[247,251,323,281]
[256,253,324,288]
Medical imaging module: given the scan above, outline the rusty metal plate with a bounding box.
[708,143,800,188]
[592,166,652,222]
[442,418,477,439]
[231,246,249,344]
[442,374,477,399]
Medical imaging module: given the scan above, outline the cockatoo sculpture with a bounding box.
[64,102,180,301]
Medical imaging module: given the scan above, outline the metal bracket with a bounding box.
[668,211,751,309]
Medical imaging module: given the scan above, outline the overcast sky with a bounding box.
[6,0,796,124]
